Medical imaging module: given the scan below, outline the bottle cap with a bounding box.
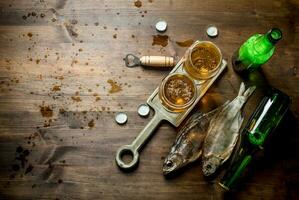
[155,20,167,32]
[115,112,128,125]
[206,25,218,38]
[137,104,150,117]
[267,28,282,44]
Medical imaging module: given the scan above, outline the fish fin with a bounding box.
[221,150,232,164]
[221,100,230,110]
[185,112,203,128]
[210,101,230,115]
[177,112,202,140]
[238,114,244,131]
[189,150,202,163]
[206,101,230,132]
[205,100,230,121]
[192,112,204,121]
[204,109,219,121]
[220,145,236,164]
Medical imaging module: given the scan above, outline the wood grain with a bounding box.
[0,0,298,199]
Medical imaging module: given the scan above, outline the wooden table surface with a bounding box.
[0,0,299,199]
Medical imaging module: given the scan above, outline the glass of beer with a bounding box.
[159,73,196,112]
[183,41,222,80]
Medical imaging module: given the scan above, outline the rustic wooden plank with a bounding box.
[0,0,298,199]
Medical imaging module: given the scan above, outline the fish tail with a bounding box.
[238,82,256,101]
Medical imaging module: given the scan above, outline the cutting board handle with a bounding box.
[115,114,162,170]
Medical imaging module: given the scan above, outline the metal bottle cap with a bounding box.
[137,104,150,117]
[155,20,167,32]
[115,112,128,125]
[206,25,218,37]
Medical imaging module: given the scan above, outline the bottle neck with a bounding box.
[253,33,275,54]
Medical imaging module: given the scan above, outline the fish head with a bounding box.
[202,156,221,176]
[163,153,184,175]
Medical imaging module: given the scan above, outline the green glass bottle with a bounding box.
[219,87,290,190]
[232,28,282,74]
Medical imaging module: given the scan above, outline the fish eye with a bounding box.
[166,160,173,167]
[206,164,212,170]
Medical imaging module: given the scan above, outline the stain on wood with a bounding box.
[107,79,122,94]
[152,35,169,47]
[40,106,53,118]
[134,0,142,8]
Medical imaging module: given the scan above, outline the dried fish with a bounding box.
[163,104,227,175]
[202,82,255,176]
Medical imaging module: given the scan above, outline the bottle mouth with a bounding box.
[267,28,282,44]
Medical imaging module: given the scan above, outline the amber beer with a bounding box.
[159,41,222,112]
[159,73,196,112]
[184,41,222,80]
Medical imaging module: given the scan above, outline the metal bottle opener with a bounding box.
[125,54,175,68]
